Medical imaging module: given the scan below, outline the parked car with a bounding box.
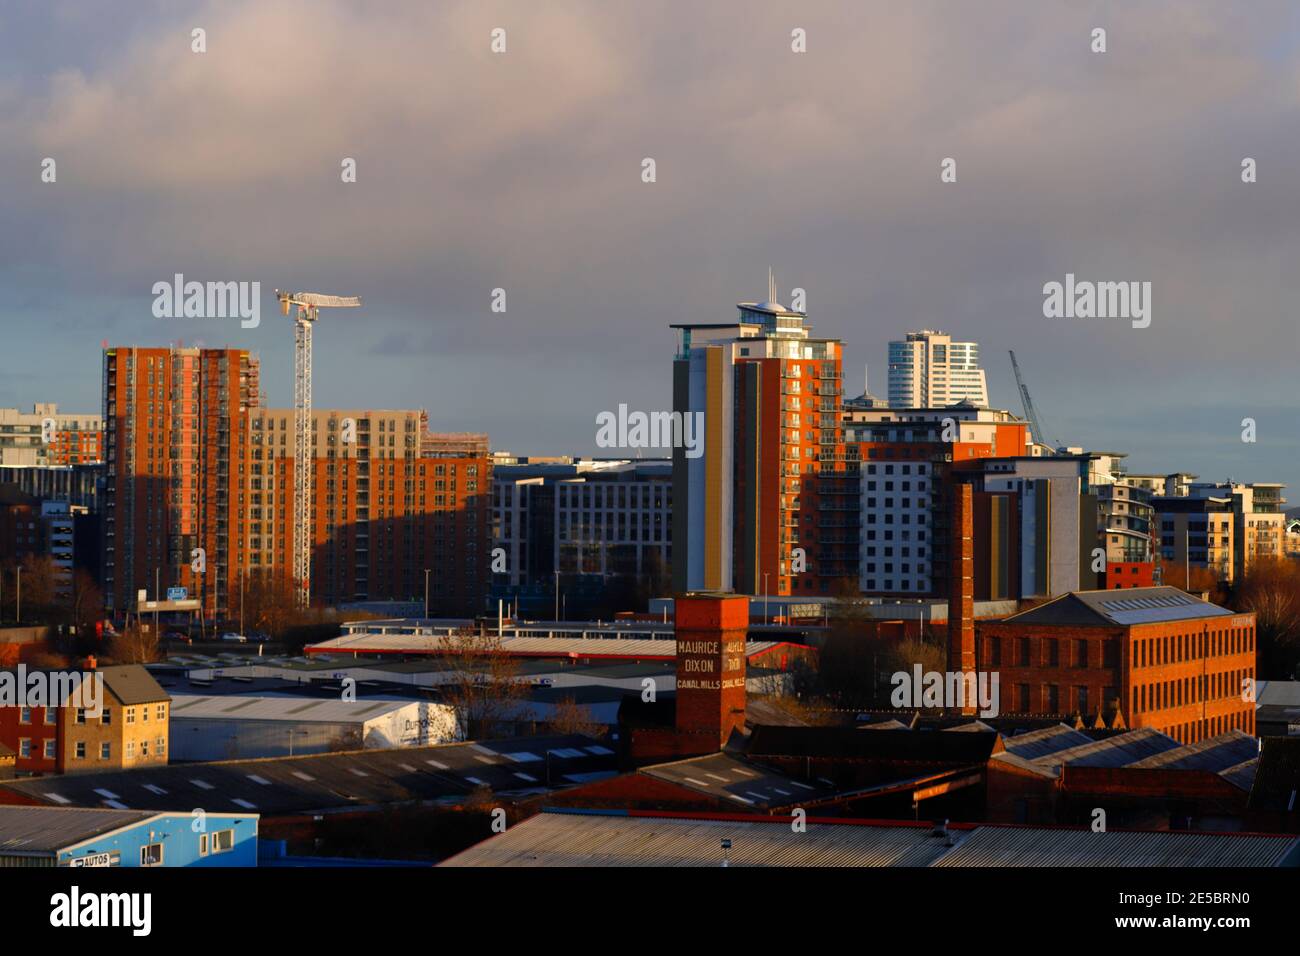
[220,632,248,643]
[165,631,192,644]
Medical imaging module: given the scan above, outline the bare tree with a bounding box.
[1234,557,1300,679]
[108,624,160,665]
[546,695,603,738]
[434,629,530,739]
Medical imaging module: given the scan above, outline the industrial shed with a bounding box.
[0,805,257,868]
[443,809,1300,868]
[168,694,458,761]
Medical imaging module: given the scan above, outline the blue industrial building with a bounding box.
[0,805,258,867]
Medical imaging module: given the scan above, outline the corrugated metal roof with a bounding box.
[443,811,1300,867]
[0,734,616,815]
[932,826,1297,868]
[1030,728,1180,770]
[0,806,155,855]
[1001,724,1094,760]
[305,633,778,661]
[1125,730,1258,772]
[442,812,954,867]
[641,754,834,809]
[1002,587,1235,627]
[169,694,411,723]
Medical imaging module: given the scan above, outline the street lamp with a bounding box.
[424,569,431,620]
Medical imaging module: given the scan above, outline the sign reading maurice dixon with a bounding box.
[674,594,750,744]
[676,639,746,690]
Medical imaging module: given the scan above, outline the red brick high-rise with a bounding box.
[671,279,852,597]
[101,346,259,615]
[103,347,492,618]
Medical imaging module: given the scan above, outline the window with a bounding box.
[102,708,112,726]
[44,739,56,759]
[18,738,31,758]
[44,708,56,725]
[19,707,31,725]
[126,708,136,725]
[75,742,86,759]
[100,743,111,760]
[76,708,87,725]
[200,834,209,857]
[212,829,235,854]
[140,843,164,867]
[156,704,166,721]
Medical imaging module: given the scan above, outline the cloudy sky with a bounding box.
[1,1,1298,492]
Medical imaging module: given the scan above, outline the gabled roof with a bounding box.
[0,734,616,814]
[998,587,1234,627]
[0,806,156,854]
[442,810,1300,868]
[100,665,170,706]
[640,753,834,809]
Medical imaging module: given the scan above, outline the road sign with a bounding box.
[167,586,188,601]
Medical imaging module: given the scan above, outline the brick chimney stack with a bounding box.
[674,593,749,747]
[948,482,977,715]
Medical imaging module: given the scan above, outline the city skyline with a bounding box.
[0,1,1297,492]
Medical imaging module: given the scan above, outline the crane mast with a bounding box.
[276,290,362,608]
[1008,350,1057,450]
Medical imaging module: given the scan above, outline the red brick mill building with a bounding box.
[977,588,1256,742]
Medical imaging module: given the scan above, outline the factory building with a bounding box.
[167,694,458,761]
[0,805,257,867]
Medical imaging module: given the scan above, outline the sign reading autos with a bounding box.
[67,851,121,867]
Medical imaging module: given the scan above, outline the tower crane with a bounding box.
[1008,350,1059,450]
[276,290,362,608]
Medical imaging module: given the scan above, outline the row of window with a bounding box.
[15,737,167,760]
[1135,670,1250,712]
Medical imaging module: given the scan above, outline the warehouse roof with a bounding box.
[0,734,617,815]
[999,725,1260,790]
[305,632,782,661]
[640,753,835,809]
[1000,724,1094,760]
[0,805,155,854]
[931,825,1298,868]
[1124,730,1258,772]
[169,694,422,723]
[1000,587,1236,627]
[1025,727,1181,770]
[443,811,955,867]
[442,810,1300,867]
